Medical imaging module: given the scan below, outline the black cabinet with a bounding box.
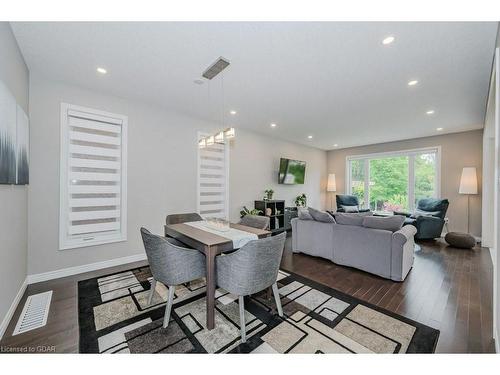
[255,200,285,233]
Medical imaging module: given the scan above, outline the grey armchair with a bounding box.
[216,232,286,343]
[140,227,206,328]
[239,214,270,230]
[394,198,449,240]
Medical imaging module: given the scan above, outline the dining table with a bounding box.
[164,221,271,330]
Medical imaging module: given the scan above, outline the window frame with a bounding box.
[59,103,128,250]
[345,146,441,211]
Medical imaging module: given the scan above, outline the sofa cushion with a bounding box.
[362,215,405,232]
[341,205,359,213]
[298,207,313,220]
[333,212,372,226]
[308,207,336,223]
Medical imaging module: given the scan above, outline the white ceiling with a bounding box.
[11,22,498,150]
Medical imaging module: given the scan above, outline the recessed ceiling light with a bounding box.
[333,144,338,147]
[308,135,313,139]
[436,127,444,131]
[382,36,395,45]
[230,110,237,115]
[96,67,107,74]
[193,79,204,85]
[426,110,435,115]
[407,80,418,86]
[270,123,277,128]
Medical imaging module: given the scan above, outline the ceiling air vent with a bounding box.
[202,57,230,80]
[13,291,53,335]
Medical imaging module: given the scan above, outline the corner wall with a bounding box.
[0,23,29,333]
[327,130,483,237]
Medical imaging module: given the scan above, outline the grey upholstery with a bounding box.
[239,214,270,230]
[166,212,203,225]
[140,227,206,327]
[216,232,286,342]
[336,194,371,213]
[362,215,405,232]
[308,207,335,223]
[291,218,416,281]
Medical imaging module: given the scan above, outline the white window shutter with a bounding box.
[59,103,128,250]
[197,134,229,219]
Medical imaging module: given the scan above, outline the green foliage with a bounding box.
[239,206,262,218]
[264,189,274,200]
[295,193,307,207]
[350,154,436,212]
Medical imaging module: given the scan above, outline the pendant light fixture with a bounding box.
[198,56,236,148]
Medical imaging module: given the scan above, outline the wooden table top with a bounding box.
[165,222,271,247]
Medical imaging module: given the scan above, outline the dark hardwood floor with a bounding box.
[0,237,495,353]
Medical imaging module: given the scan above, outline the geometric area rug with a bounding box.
[78,267,439,353]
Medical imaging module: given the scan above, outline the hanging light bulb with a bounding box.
[198,138,207,149]
[206,135,215,146]
[214,131,225,144]
[224,127,235,139]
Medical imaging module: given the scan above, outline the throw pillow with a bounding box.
[341,205,359,213]
[411,208,440,219]
[298,207,313,220]
[362,215,405,232]
[308,207,336,223]
[333,212,373,226]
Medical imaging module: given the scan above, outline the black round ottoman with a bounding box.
[445,232,476,249]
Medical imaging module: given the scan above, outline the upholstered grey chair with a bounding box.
[216,232,286,343]
[239,214,270,230]
[140,227,206,328]
[165,212,203,226]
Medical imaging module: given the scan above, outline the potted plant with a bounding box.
[295,193,307,207]
[264,189,274,201]
[239,206,262,219]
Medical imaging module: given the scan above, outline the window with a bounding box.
[346,147,440,212]
[197,133,229,219]
[59,103,127,250]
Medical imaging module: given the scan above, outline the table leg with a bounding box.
[205,245,216,330]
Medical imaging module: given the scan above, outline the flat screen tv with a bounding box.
[278,158,306,184]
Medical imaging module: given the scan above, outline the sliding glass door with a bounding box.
[347,147,440,212]
[369,156,409,212]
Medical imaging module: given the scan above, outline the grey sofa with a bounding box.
[291,216,417,281]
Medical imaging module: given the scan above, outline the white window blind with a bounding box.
[197,134,229,219]
[59,103,128,250]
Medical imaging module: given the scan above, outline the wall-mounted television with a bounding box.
[278,158,306,184]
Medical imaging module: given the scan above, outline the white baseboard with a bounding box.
[0,278,28,340]
[26,253,147,285]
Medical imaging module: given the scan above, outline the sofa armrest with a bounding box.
[391,225,417,281]
[393,225,417,245]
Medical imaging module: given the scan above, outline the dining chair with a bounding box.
[165,212,203,226]
[215,231,286,342]
[239,214,270,230]
[140,227,206,328]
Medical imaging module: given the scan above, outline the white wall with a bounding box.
[0,22,29,332]
[28,74,326,276]
[229,129,326,221]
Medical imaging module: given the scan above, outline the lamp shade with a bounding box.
[327,173,337,192]
[459,167,478,195]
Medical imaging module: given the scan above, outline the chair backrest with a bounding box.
[416,198,449,219]
[140,227,199,286]
[219,232,286,296]
[336,194,360,208]
[166,213,203,225]
[239,214,270,230]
